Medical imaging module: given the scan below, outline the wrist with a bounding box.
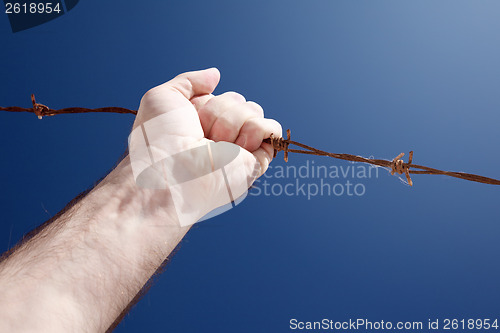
[98,155,195,228]
[82,156,193,267]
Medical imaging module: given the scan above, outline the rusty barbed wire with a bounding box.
[0,94,137,119]
[264,130,500,186]
[2,95,499,186]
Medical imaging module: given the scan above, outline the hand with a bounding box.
[0,68,282,333]
[129,68,282,225]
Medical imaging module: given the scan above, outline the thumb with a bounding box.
[161,67,220,100]
[135,68,221,135]
[137,68,220,118]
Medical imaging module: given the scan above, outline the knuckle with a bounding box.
[245,101,264,117]
[203,91,246,113]
[141,87,160,102]
[267,118,283,135]
[201,95,221,114]
[222,91,246,102]
[211,117,237,139]
[213,117,230,132]
[269,118,282,128]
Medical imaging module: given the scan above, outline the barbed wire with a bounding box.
[264,130,500,186]
[2,95,499,186]
[0,94,137,119]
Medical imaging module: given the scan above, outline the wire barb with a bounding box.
[31,94,50,119]
[269,129,291,162]
[390,151,413,186]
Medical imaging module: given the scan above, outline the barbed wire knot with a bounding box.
[390,151,414,186]
[31,94,50,119]
[269,129,291,162]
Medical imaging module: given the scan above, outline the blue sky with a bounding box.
[1,1,500,332]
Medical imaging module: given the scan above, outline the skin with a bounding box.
[0,68,282,332]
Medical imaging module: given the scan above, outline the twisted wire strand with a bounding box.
[0,94,137,119]
[264,130,500,186]
[1,95,499,186]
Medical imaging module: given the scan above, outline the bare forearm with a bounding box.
[0,68,278,332]
[0,156,190,332]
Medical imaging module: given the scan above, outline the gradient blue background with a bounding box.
[1,1,500,332]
